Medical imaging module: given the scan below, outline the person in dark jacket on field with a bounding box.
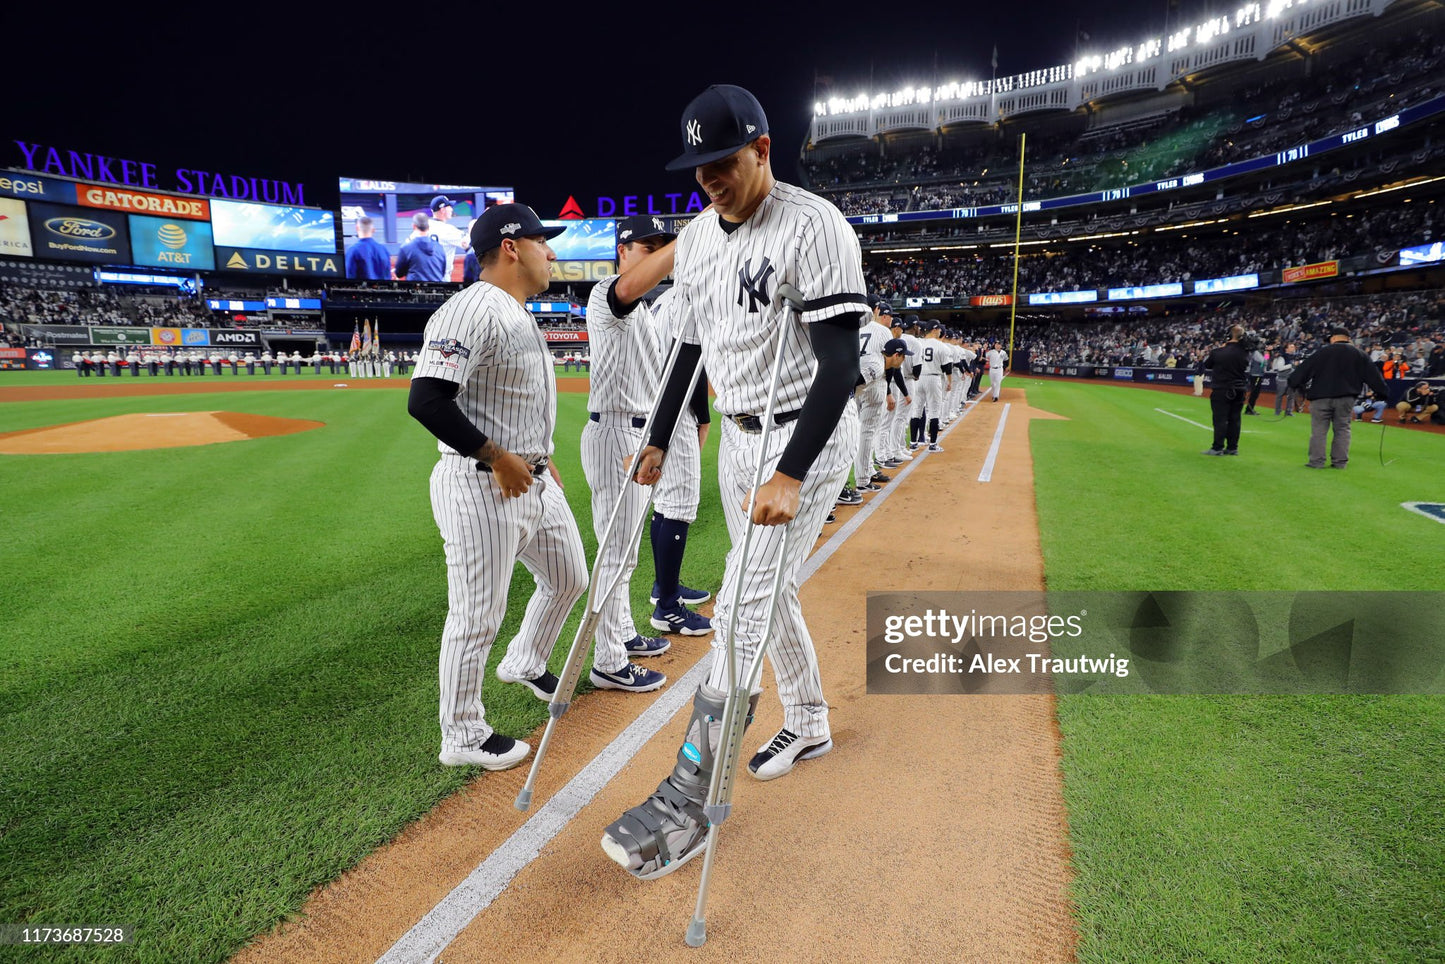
[393,213,447,282]
[1288,328,1389,469]
[1201,325,1249,456]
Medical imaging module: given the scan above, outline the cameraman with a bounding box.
[1288,328,1389,469]
[1201,325,1249,456]
[1395,381,1439,424]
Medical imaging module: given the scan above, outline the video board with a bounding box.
[337,177,515,282]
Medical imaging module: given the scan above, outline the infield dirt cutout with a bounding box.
[0,411,324,454]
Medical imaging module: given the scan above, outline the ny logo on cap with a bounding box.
[686,119,702,146]
[500,222,522,235]
[652,217,664,231]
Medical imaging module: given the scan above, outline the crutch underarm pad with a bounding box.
[775,317,862,481]
[647,342,703,451]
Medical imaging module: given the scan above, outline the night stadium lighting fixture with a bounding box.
[1064,231,1132,242]
[989,239,1055,248]
[1246,200,1331,218]
[1154,218,1229,232]
[1353,175,1445,199]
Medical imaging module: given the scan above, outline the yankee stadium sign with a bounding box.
[12,141,307,206]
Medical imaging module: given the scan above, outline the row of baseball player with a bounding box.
[69,350,419,376]
[406,84,975,882]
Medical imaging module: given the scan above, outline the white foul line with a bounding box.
[977,403,1011,482]
[377,396,982,963]
[1155,407,1261,434]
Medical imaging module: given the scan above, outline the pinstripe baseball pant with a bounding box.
[580,418,647,672]
[854,378,887,482]
[707,403,858,739]
[430,457,588,753]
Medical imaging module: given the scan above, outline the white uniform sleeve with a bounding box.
[586,276,629,332]
[796,207,869,326]
[668,240,701,346]
[412,286,499,387]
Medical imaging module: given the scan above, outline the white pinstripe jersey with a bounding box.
[667,182,867,417]
[987,348,1008,369]
[585,275,662,417]
[918,337,946,377]
[959,346,977,367]
[858,319,891,384]
[412,281,556,460]
[902,333,922,376]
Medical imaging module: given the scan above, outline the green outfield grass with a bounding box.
[1,374,1440,962]
[1024,379,1444,964]
[0,381,726,963]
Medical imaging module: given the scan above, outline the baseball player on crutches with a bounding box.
[599,85,865,898]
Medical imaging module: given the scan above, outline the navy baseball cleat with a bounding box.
[495,669,559,701]
[590,663,667,693]
[624,634,671,657]
[649,583,711,606]
[836,487,863,506]
[650,605,714,635]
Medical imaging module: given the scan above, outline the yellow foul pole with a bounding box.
[1006,131,1026,372]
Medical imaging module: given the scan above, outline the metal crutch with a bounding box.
[516,333,707,812]
[685,282,807,947]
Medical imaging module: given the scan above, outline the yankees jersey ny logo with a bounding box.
[736,256,775,313]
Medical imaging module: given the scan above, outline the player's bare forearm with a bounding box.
[748,471,802,526]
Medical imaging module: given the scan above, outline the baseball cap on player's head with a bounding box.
[903,314,921,330]
[869,295,895,317]
[883,338,913,356]
[430,195,459,212]
[617,215,676,246]
[665,84,769,171]
[923,320,943,333]
[470,203,565,255]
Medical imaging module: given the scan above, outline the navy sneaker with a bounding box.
[496,668,559,701]
[589,662,666,693]
[648,583,711,606]
[650,604,714,636]
[836,487,863,506]
[623,634,670,657]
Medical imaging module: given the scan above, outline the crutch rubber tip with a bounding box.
[514,789,533,812]
[685,919,707,947]
[548,701,571,719]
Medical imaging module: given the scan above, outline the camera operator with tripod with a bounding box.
[1201,325,1251,456]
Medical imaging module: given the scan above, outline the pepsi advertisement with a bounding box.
[26,202,130,264]
[128,215,215,271]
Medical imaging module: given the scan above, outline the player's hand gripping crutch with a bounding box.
[515,334,706,812]
[684,282,805,947]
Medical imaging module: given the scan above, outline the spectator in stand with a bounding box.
[346,217,393,280]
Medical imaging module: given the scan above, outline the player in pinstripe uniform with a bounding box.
[915,320,947,451]
[647,286,716,635]
[880,313,911,465]
[854,298,894,491]
[601,84,865,878]
[406,203,585,771]
[987,342,1009,400]
[579,215,687,696]
[902,315,924,451]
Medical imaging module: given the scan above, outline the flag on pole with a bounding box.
[362,318,373,355]
[372,318,380,357]
[349,321,361,354]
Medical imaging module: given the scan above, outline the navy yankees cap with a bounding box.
[869,295,895,316]
[665,84,770,172]
[883,338,913,356]
[923,320,943,332]
[470,203,565,255]
[431,195,460,212]
[617,215,676,245]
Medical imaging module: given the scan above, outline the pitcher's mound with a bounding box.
[0,412,325,454]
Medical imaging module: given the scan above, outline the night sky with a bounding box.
[8,2,1210,217]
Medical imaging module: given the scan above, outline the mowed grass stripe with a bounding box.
[0,386,728,963]
[1024,379,1444,964]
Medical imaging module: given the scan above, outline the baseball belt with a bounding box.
[729,410,801,434]
[476,457,549,478]
[589,412,647,428]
